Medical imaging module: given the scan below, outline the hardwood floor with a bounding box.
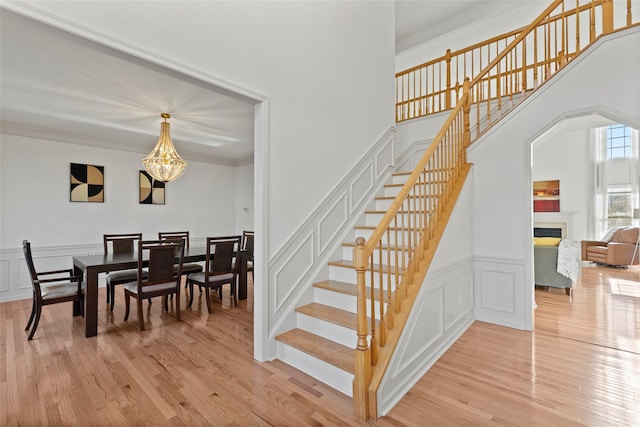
[1,264,639,426]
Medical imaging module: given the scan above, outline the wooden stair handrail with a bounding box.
[395,0,640,123]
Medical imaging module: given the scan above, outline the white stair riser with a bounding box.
[296,312,357,348]
[374,198,394,211]
[365,212,423,226]
[392,174,410,185]
[341,246,410,268]
[383,185,441,197]
[353,228,422,246]
[329,265,400,290]
[314,287,388,318]
[391,172,450,184]
[276,342,353,397]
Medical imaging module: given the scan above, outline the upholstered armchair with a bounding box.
[581,227,640,267]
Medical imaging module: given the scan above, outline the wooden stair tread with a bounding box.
[275,328,355,374]
[314,280,390,301]
[296,303,357,330]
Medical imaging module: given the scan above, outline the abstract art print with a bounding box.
[139,170,165,205]
[70,163,104,202]
[533,180,560,212]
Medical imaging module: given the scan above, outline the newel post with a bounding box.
[353,237,372,419]
[602,0,614,34]
[445,49,452,110]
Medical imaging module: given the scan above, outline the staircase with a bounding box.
[275,171,410,395]
[275,0,639,420]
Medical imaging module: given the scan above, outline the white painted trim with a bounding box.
[254,99,270,362]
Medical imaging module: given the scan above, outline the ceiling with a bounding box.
[0,8,257,166]
[0,2,596,165]
[395,0,528,53]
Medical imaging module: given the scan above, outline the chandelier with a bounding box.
[142,113,187,182]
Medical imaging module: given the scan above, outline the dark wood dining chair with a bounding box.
[22,240,84,340]
[186,236,241,313]
[242,230,254,281]
[158,231,204,280]
[123,240,184,331]
[104,233,146,311]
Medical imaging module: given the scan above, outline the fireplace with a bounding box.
[534,227,562,238]
[533,212,576,241]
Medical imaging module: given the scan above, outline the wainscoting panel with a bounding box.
[274,232,315,312]
[375,135,395,180]
[349,162,374,214]
[377,258,474,416]
[394,140,430,173]
[444,270,474,330]
[473,257,526,329]
[0,259,10,292]
[265,127,395,357]
[318,192,348,255]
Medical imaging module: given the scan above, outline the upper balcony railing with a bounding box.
[396,0,639,123]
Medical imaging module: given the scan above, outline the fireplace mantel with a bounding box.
[533,212,577,241]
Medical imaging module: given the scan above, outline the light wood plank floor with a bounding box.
[2,265,639,426]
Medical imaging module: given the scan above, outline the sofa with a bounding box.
[581,226,640,267]
[534,244,573,295]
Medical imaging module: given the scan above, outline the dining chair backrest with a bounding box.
[158,231,191,248]
[104,233,143,254]
[205,236,241,277]
[242,231,254,257]
[137,240,184,291]
[23,240,40,291]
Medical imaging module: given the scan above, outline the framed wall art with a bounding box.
[533,179,560,212]
[70,163,104,202]
[139,170,165,205]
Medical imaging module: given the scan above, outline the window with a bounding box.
[606,124,632,159]
[607,188,633,228]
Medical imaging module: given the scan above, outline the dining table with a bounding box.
[73,246,249,337]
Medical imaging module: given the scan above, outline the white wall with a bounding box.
[395,2,546,72]
[0,134,242,248]
[234,163,254,235]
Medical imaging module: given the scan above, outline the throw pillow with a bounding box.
[533,237,562,246]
